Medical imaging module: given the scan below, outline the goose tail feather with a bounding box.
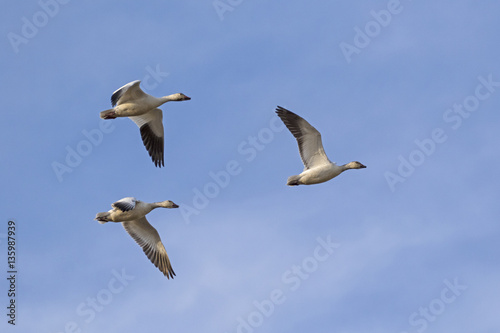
[286,175,301,186]
[95,212,110,224]
[100,109,117,119]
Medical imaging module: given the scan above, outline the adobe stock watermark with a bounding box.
[51,120,115,182]
[339,0,410,64]
[212,0,244,21]
[385,74,500,192]
[232,235,340,333]
[7,0,72,54]
[140,64,170,91]
[51,64,169,182]
[55,268,134,333]
[399,277,467,333]
[179,115,285,224]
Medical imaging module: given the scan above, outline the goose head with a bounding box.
[344,161,367,170]
[169,93,191,101]
[157,200,180,209]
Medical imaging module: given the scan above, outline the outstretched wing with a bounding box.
[111,80,147,106]
[276,106,331,169]
[129,109,165,167]
[112,197,137,212]
[122,217,175,279]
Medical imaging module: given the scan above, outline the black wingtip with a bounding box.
[154,158,165,168]
[110,90,120,107]
[139,124,165,168]
[275,106,294,117]
[276,105,286,113]
[165,268,176,279]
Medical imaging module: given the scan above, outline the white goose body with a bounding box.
[111,96,163,118]
[102,199,159,222]
[95,197,178,278]
[276,106,366,186]
[295,163,344,185]
[99,80,191,167]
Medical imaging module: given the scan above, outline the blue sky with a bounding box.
[1,1,500,332]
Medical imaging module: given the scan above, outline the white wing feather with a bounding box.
[122,217,175,278]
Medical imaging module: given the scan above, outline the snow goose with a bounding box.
[100,80,191,167]
[95,197,179,278]
[276,106,366,186]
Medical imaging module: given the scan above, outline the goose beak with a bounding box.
[183,96,191,101]
[172,203,179,208]
[360,164,367,168]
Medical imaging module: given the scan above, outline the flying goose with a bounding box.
[95,197,179,278]
[100,80,191,167]
[276,106,366,186]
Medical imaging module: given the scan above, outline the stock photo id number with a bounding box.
[5,220,17,325]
